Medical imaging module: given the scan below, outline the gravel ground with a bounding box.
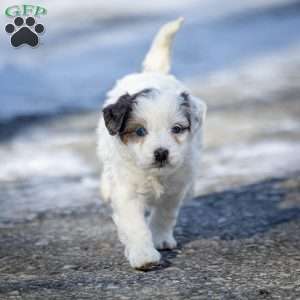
[0,174,300,299]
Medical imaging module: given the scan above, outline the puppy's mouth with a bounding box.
[152,160,170,169]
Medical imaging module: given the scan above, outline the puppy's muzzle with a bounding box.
[154,148,169,167]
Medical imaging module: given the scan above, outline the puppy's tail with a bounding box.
[142,17,184,74]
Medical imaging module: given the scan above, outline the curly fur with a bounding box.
[97,18,206,269]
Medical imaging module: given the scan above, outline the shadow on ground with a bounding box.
[178,173,300,244]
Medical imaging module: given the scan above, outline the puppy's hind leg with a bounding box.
[112,192,161,270]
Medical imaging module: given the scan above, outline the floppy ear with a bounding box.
[102,93,134,135]
[180,92,206,132]
[191,95,207,129]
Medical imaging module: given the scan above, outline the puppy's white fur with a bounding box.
[97,18,206,269]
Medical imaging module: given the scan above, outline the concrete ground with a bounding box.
[1,174,300,300]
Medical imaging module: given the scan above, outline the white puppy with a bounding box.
[97,18,206,270]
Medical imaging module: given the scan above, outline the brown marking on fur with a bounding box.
[120,118,147,145]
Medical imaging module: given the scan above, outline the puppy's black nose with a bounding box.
[154,148,169,163]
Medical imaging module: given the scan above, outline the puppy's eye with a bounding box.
[171,124,184,134]
[135,127,147,137]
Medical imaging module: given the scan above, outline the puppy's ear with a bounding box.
[181,92,206,132]
[190,95,206,131]
[102,93,134,135]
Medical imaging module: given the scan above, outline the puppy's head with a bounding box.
[102,77,206,173]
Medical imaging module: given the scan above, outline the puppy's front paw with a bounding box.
[153,234,177,250]
[128,246,161,270]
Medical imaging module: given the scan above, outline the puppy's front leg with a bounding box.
[112,195,161,269]
[149,191,186,250]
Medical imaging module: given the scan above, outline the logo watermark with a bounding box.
[4,4,47,48]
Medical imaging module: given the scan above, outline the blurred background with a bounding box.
[0,0,300,224]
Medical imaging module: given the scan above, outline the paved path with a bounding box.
[1,174,300,299]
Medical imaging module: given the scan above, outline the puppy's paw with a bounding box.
[153,234,177,250]
[128,246,161,270]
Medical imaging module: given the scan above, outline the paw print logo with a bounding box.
[5,16,44,47]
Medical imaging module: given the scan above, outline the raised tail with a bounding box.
[142,17,184,74]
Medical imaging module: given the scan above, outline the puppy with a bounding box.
[97,17,206,270]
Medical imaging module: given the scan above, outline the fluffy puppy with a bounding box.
[97,17,206,270]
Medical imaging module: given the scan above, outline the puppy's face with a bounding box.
[103,88,205,173]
